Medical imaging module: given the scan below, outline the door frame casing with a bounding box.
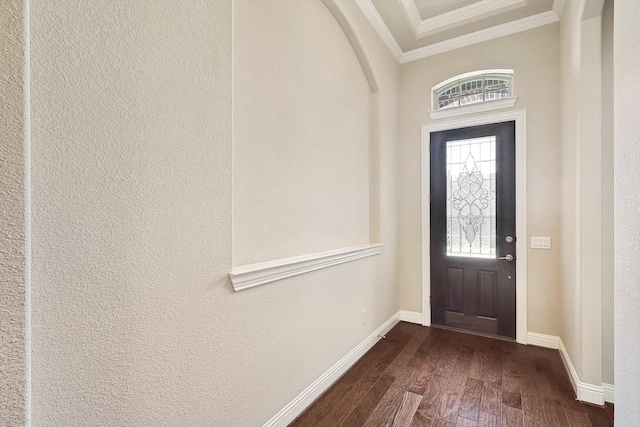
[421,109,528,344]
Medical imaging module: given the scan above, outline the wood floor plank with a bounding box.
[385,330,430,378]
[604,403,614,421]
[436,389,464,424]
[520,370,542,398]
[501,403,523,427]
[543,397,569,427]
[433,419,454,427]
[290,324,613,427]
[502,356,522,397]
[534,356,554,375]
[501,391,522,409]
[500,374,520,403]
[554,374,574,393]
[478,411,500,427]
[521,392,546,427]
[314,357,392,427]
[407,364,435,397]
[469,351,489,381]
[410,400,438,427]
[429,337,457,378]
[408,340,449,395]
[422,374,449,407]
[516,357,536,375]
[533,369,560,398]
[458,377,484,421]
[455,416,478,427]
[498,341,518,357]
[480,380,501,416]
[297,350,393,425]
[565,408,592,427]
[555,388,589,413]
[446,347,474,394]
[407,329,439,370]
[483,350,503,385]
[466,334,492,353]
[291,329,407,426]
[342,374,396,427]
[392,392,423,427]
[408,373,449,426]
[584,404,614,427]
[362,367,419,427]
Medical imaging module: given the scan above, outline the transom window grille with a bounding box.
[434,70,513,111]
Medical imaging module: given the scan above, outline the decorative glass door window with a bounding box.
[446,136,496,258]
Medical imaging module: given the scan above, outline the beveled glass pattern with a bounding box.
[446,136,496,258]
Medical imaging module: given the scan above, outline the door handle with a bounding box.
[498,254,515,261]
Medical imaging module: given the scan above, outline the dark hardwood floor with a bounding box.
[290,322,614,427]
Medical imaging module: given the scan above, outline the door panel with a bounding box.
[430,121,516,339]
[477,270,497,318]
[447,268,464,313]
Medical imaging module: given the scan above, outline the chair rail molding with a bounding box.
[230,244,383,292]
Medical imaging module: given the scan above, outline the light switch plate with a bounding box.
[531,236,551,249]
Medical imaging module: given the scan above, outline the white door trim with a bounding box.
[421,109,528,344]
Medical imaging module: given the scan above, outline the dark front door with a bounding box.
[430,121,516,339]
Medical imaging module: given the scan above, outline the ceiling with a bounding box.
[356,0,564,63]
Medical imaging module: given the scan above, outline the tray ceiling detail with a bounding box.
[356,0,564,63]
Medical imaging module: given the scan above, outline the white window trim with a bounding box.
[429,96,518,120]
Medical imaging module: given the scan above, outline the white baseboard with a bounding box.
[556,338,606,405]
[262,312,402,427]
[527,332,612,405]
[603,383,614,403]
[398,310,423,325]
[527,332,559,349]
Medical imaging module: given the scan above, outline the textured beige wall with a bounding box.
[559,0,610,387]
[615,1,640,423]
[30,1,233,424]
[397,25,563,336]
[578,14,603,387]
[0,0,28,425]
[558,0,580,383]
[30,0,399,425]
[233,0,370,265]
[600,0,614,387]
[558,0,582,384]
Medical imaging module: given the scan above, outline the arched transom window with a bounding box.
[433,69,514,111]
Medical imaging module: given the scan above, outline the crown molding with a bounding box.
[400,0,422,32]
[360,0,564,64]
[401,0,527,38]
[354,0,403,62]
[400,10,560,63]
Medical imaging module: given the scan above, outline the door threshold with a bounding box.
[429,323,515,342]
